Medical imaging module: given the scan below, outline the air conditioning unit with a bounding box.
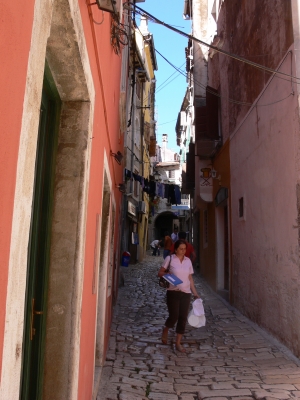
[138,201,146,214]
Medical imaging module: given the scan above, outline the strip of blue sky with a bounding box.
[138,0,191,152]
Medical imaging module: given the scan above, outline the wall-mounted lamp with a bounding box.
[211,168,217,178]
[110,150,123,165]
[201,167,211,178]
[94,0,116,13]
[116,184,126,193]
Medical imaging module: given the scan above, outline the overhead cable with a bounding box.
[155,49,294,108]
[131,4,300,83]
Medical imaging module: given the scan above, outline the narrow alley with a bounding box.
[98,254,300,400]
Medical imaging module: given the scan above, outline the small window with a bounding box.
[239,197,244,218]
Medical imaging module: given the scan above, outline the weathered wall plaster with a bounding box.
[209,0,293,142]
[230,48,300,355]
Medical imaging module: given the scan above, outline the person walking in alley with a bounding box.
[150,239,160,256]
[157,239,200,352]
[163,231,173,259]
[171,228,178,243]
[170,231,196,263]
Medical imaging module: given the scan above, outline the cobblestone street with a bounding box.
[97,254,300,400]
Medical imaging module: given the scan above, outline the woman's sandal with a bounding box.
[161,329,168,345]
[175,344,186,353]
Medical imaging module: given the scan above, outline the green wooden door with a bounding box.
[20,69,61,400]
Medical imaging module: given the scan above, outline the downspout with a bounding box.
[140,82,145,257]
[291,0,300,248]
[292,1,300,82]
[130,69,136,194]
[130,23,136,194]
[141,82,145,199]
[127,0,137,195]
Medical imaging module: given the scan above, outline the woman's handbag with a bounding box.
[158,255,172,288]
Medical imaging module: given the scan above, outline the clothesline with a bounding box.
[124,168,181,206]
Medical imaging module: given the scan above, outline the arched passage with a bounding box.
[153,211,179,241]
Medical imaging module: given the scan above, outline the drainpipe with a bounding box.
[291,4,300,171]
[130,69,136,194]
[129,1,137,194]
[141,82,145,199]
[292,1,300,103]
[292,2,300,64]
[291,0,300,244]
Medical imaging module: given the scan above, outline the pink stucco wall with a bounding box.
[77,3,123,399]
[204,0,300,356]
[230,47,300,356]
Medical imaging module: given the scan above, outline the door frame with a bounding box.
[20,66,61,400]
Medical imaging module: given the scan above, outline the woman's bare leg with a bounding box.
[175,333,186,352]
[161,326,169,344]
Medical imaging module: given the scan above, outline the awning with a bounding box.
[171,205,190,210]
[155,162,180,171]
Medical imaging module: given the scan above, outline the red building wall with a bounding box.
[75,3,124,398]
[0,1,36,377]
[0,1,124,398]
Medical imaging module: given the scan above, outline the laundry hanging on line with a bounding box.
[124,168,181,205]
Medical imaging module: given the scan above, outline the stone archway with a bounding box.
[153,211,178,241]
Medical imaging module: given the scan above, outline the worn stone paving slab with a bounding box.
[198,388,252,398]
[97,254,300,400]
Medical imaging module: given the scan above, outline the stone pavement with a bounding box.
[97,254,300,400]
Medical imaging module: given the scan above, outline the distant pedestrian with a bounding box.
[171,228,178,243]
[163,231,173,259]
[150,239,160,256]
[158,239,200,352]
[170,231,196,263]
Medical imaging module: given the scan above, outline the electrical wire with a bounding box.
[140,47,196,105]
[142,44,218,106]
[132,4,300,83]
[139,69,182,106]
[125,4,295,157]
[131,17,294,142]
[111,10,296,87]
[133,14,186,104]
[86,0,117,182]
[155,48,294,108]
[156,70,181,90]
[157,119,177,126]
[111,15,129,55]
[92,10,104,25]
[156,49,253,107]
[125,144,181,164]
[155,73,183,95]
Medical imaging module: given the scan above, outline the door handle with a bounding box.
[30,298,43,340]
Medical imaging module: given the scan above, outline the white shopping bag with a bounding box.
[192,298,205,316]
[187,309,206,328]
[188,299,206,328]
